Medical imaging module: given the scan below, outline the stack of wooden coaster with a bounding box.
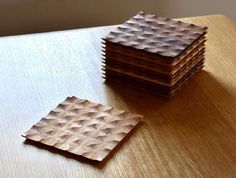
[102,12,207,97]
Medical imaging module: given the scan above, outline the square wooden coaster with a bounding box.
[23,96,142,161]
[104,60,204,97]
[104,11,207,58]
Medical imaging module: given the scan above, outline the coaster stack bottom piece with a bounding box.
[102,11,208,97]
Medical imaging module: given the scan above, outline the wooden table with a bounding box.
[0,15,236,178]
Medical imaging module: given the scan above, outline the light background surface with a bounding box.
[0,0,235,36]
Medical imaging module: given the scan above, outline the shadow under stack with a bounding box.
[102,12,208,97]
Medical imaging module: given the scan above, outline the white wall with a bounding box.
[0,0,235,36]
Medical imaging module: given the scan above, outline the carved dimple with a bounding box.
[86,143,98,150]
[48,110,61,117]
[95,116,106,122]
[72,139,83,145]
[95,135,107,141]
[59,134,71,141]
[65,96,78,103]
[109,120,120,126]
[87,123,99,129]
[75,119,88,125]
[68,126,80,132]
[81,131,93,137]
[101,127,113,134]
[57,103,68,110]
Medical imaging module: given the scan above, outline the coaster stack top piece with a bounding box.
[102,12,208,97]
[104,11,207,58]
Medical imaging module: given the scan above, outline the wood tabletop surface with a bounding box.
[0,15,236,178]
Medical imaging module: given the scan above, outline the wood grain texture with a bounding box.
[0,15,236,178]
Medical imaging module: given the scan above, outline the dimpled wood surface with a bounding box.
[23,96,142,161]
[104,11,207,58]
[1,15,236,178]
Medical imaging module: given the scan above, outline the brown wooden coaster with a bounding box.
[103,11,207,59]
[102,42,205,74]
[23,96,142,161]
[102,49,205,81]
[104,60,204,97]
[102,34,206,67]
[103,53,205,87]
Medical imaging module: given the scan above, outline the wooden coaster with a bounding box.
[102,48,205,79]
[23,96,142,161]
[103,53,205,86]
[103,11,207,59]
[104,60,204,97]
[102,41,205,74]
[102,34,206,67]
